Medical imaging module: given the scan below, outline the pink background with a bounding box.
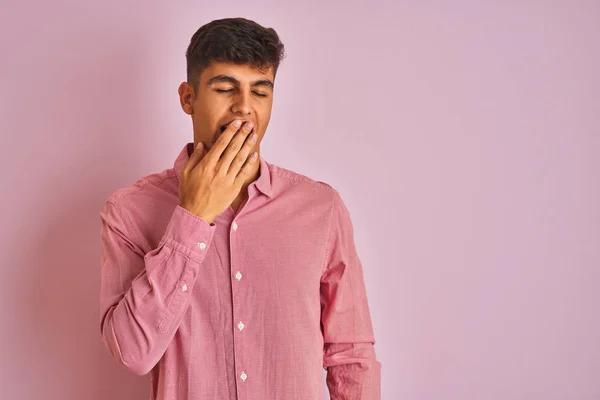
[1,1,598,399]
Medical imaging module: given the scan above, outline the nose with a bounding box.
[231,91,252,116]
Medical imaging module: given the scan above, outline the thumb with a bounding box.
[186,141,206,171]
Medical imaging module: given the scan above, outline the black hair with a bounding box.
[186,17,286,92]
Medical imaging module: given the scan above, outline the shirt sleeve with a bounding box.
[320,189,382,399]
[99,201,217,376]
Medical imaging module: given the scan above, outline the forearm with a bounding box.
[325,342,381,400]
[100,204,216,375]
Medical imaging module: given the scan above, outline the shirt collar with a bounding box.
[173,142,273,199]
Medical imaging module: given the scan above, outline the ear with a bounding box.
[178,82,194,115]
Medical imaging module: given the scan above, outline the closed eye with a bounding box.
[215,89,268,98]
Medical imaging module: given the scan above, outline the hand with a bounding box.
[179,120,258,224]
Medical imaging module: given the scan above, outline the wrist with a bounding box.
[180,204,214,225]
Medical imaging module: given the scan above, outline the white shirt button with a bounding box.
[235,271,242,281]
[181,284,188,292]
[240,372,247,381]
[232,222,238,231]
[197,242,206,249]
[238,321,245,331]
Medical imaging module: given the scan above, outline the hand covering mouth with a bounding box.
[219,122,254,134]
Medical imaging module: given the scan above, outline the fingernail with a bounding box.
[196,142,203,149]
[233,120,242,127]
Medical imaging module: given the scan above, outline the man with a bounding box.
[99,17,381,400]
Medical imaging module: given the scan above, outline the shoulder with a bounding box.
[102,167,178,213]
[268,162,340,202]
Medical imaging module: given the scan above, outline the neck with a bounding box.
[240,157,261,194]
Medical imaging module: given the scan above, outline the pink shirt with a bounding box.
[99,142,381,399]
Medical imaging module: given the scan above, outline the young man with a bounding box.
[99,17,381,400]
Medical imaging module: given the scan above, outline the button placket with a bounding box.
[230,219,248,385]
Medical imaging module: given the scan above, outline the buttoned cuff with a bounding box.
[161,205,217,262]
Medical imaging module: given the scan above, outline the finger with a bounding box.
[234,151,259,187]
[183,141,206,175]
[207,119,243,165]
[226,128,257,176]
[218,121,254,173]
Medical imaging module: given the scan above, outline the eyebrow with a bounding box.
[206,74,274,89]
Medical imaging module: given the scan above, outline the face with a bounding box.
[178,62,275,154]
